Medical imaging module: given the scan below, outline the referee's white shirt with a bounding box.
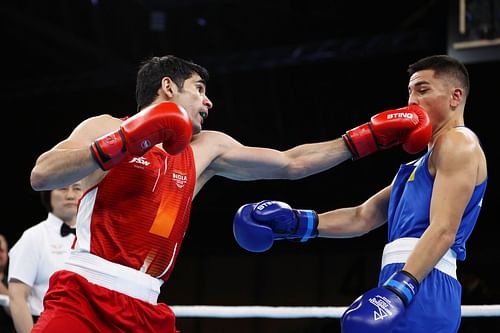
[8,213,75,316]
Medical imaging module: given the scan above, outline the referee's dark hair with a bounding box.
[40,191,53,213]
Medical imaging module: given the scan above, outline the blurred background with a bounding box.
[2,0,500,331]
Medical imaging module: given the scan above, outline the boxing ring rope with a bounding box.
[1,295,498,318]
[170,305,500,318]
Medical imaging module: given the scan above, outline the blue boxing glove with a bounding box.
[341,270,419,333]
[233,200,318,253]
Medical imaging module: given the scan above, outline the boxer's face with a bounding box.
[171,74,213,135]
[408,69,456,131]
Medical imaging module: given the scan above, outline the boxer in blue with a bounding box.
[233,55,488,333]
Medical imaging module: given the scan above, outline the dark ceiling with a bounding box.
[2,0,448,101]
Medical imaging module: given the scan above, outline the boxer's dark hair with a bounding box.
[136,55,209,112]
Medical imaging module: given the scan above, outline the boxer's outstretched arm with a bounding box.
[202,105,431,181]
[233,186,391,252]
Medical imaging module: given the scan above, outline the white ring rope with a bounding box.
[1,295,498,318]
[0,295,500,319]
[170,305,500,318]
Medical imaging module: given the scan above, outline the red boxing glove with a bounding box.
[342,105,431,159]
[90,102,193,170]
[402,107,432,154]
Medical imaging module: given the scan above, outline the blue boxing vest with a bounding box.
[387,149,487,261]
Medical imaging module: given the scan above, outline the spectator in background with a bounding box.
[0,233,15,333]
[0,234,9,295]
[8,182,82,333]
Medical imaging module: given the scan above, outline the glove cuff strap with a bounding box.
[90,130,127,171]
[294,210,318,241]
[383,270,420,306]
[343,123,379,160]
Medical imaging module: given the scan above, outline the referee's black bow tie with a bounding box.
[60,223,76,237]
